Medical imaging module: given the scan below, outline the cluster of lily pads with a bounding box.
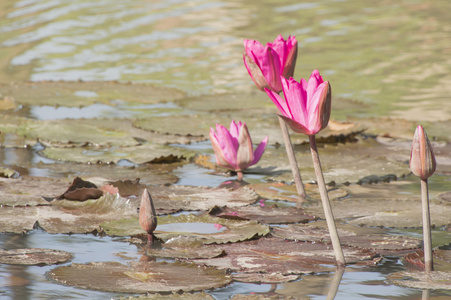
[0,34,451,298]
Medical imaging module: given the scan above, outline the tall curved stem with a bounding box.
[309,135,345,266]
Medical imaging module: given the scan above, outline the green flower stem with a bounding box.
[278,115,306,204]
[237,171,243,181]
[421,178,433,271]
[309,135,345,266]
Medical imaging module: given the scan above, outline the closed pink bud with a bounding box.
[410,125,436,180]
[139,189,157,234]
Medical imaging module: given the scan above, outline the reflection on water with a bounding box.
[1,0,451,120]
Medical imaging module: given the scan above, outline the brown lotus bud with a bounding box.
[139,189,157,235]
[410,125,436,180]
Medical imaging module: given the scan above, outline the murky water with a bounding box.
[1,0,451,299]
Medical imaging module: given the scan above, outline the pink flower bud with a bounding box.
[139,189,157,234]
[410,125,436,180]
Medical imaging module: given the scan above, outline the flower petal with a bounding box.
[265,87,290,118]
[236,123,254,171]
[252,136,268,165]
[209,127,235,169]
[279,115,316,135]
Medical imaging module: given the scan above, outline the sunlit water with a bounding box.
[1,0,451,299]
[1,0,451,121]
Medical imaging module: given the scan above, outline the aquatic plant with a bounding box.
[243,35,305,201]
[265,70,345,267]
[209,120,268,180]
[410,125,436,271]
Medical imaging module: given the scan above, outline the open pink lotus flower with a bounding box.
[243,35,298,93]
[410,125,436,180]
[209,120,268,172]
[265,70,331,136]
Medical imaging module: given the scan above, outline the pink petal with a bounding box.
[279,114,316,135]
[215,124,238,168]
[236,123,254,171]
[252,136,268,165]
[308,81,331,133]
[209,127,235,169]
[306,69,324,102]
[282,77,307,126]
[243,51,270,91]
[265,88,290,118]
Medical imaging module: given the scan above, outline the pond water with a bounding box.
[1,0,451,299]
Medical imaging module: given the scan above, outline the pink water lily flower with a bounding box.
[209,120,268,173]
[244,35,298,93]
[265,70,331,136]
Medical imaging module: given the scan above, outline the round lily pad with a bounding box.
[248,181,348,203]
[0,193,137,234]
[388,270,451,290]
[149,185,260,211]
[47,261,231,293]
[256,137,410,184]
[117,292,216,300]
[0,248,72,265]
[0,81,185,107]
[190,237,378,283]
[0,176,62,206]
[271,224,421,252]
[42,143,196,164]
[208,205,316,224]
[101,214,269,244]
[305,196,451,228]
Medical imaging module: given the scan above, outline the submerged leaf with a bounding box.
[101,214,269,244]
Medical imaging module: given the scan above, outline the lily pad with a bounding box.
[145,239,226,259]
[0,176,62,206]
[149,185,259,211]
[42,143,196,164]
[47,261,231,293]
[0,81,185,107]
[190,237,377,283]
[248,181,348,203]
[271,224,420,253]
[304,197,451,228]
[101,214,269,244]
[255,136,410,184]
[0,248,72,265]
[388,270,451,290]
[37,163,180,186]
[208,205,316,224]
[117,292,216,300]
[0,193,136,234]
